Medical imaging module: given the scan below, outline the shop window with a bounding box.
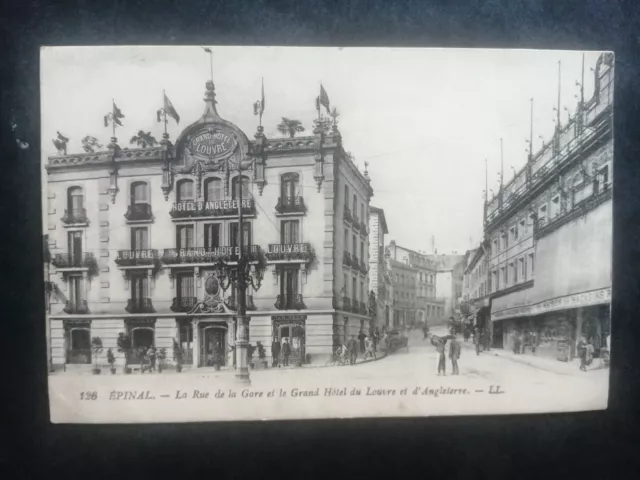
[204,177,223,202]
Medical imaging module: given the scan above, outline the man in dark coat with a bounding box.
[271,339,281,368]
[449,334,461,375]
[358,330,367,356]
[431,335,448,375]
[281,338,291,366]
[473,327,481,356]
[347,335,358,365]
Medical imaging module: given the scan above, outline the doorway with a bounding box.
[200,326,227,367]
[492,320,504,349]
[67,328,91,364]
[130,328,155,364]
[276,323,306,364]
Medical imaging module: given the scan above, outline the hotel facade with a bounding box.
[484,53,613,361]
[44,80,374,372]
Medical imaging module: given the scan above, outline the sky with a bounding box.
[41,46,604,254]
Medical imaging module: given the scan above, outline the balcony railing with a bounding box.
[125,298,154,313]
[115,249,159,267]
[275,196,306,214]
[352,216,361,232]
[360,224,369,236]
[359,301,368,315]
[352,255,359,268]
[62,208,88,225]
[63,300,89,314]
[274,294,306,310]
[170,199,256,219]
[125,203,153,221]
[52,252,97,270]
[343,207,353,224]
[359,260,369,275]
[342,297,351,311]
[161,245,259,264]
[343,251,352,267]
[170,297,197,313]
[266,243,313,262]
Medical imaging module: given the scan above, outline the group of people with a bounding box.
[512,331,538,355]
[334,329,381,365]
[270,337,292,367]
[429,330,461,376]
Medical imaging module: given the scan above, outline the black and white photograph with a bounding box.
[41,46,613,423]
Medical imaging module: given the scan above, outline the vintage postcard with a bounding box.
[42,46,613,423]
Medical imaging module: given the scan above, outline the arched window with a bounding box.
[177,179,195,202]
[67,187,84,214]
[130,182,149,205]
[281,173,300,199]
[232,175,250,200]
[204,177,222,202]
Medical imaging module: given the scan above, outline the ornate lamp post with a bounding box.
[214,162,264,384]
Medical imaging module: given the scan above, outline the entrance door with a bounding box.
[130,328,154,364]
[492,320,504,349]
[277,323,306,364]
[67,328,91,364]
[200,327,226,367]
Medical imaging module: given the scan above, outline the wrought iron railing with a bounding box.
[170,296,197,312]
[62,208,88,225]
[274,294,306,310]
[115,249,159,267]
[343,207,353,224]
[343,251,352,267]
[52,252,97,270]
[352,216,361,232]
[63,300,89,314]
[275,196,306,214]
[125,298,154,313]
[125,203,153,221]
[265,243,313,262]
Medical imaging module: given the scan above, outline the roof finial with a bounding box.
[202,79,221,120]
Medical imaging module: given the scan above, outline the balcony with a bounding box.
[343,251,352,267]
[275,196,306,214]
[52,253,97,271]
[352,255,359,269]
[352,216,361,232]
[343,207,353,224]
[63,300,89,314]
[125,298,154,314]
[274,294,307,310]
[170,199,256,219]
[125,203,153,221]
[161,245,260,265]
[342,297,351,311]
[266,243,313,263]
[61,208,88,225]
[359,260,369,275]
[115,249,159,267]
[170,296,197,313]
[360,224,369,236]
[359,301,368,316]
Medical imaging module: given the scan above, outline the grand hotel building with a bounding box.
[45,80,374,371]
[484,53,613,361]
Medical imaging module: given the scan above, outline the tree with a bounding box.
[81,136,103,153]
[276,117,305,138]
[130,130,158,148]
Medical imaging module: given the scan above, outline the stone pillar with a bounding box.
[192,319,200,367]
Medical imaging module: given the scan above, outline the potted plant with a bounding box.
[247,343,256,369]
[157,347,167,373]
[91,337,103,374]
[256,342,267,369]
[106,348,116,374]
[172,339,183,372]
[117,332,133,374]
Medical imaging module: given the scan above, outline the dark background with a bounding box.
[2,0,640,477]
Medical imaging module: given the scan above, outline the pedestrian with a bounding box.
[358,330,367,356]
[484,328,491,352]
[449,334,461,375]
[586,340,595,367]
[423,323,430,340]
[577,336,588,371]
[473,328,481,356]
[281,337,291,366]
[148,346,157,372]
[271,338,281,368]
[530,331,537,354]
[347,335,358,365]
[513,331,521,354]
[431,335,447,376]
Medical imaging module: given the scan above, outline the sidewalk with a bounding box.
[460,341,608,376]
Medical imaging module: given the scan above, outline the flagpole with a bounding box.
[318,82,321,121]
[162,90,168,136]
[209,50,214,83]
[260,77,264,127]
[112,98,116,139]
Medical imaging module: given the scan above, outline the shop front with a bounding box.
[126,318,156,365]
[192,318,234,368]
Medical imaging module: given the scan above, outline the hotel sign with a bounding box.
[187,129,238,162]
[165,245,258,262]
[492,287,611,321]
[170,199,254,217]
